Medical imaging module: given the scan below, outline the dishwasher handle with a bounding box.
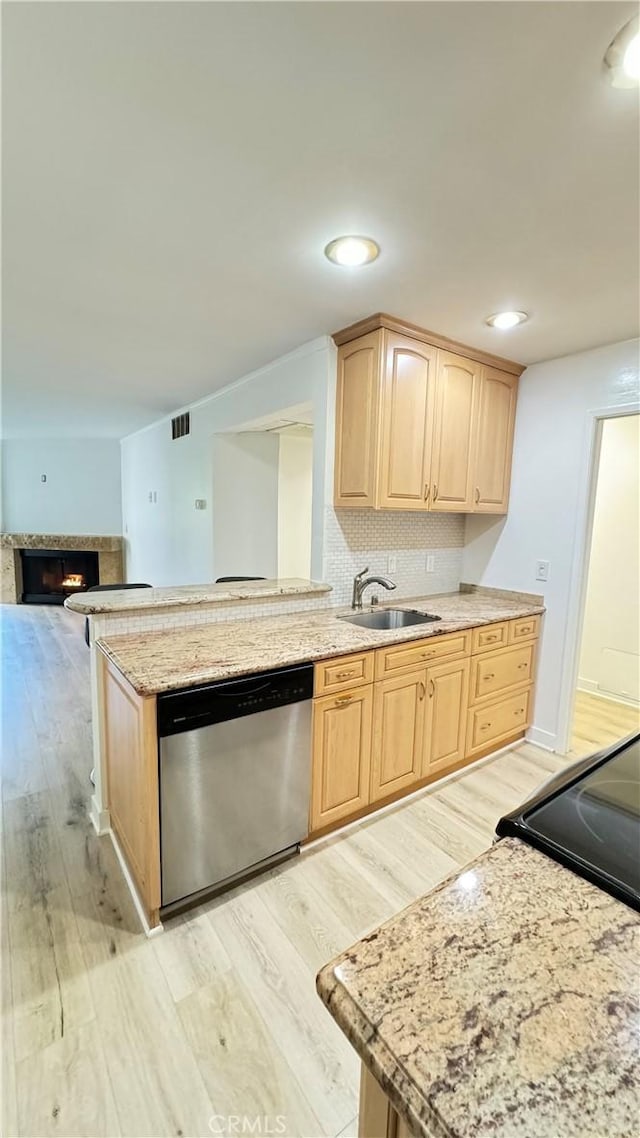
[157,662,314,737]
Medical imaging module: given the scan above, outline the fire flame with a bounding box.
[61,574,84,588]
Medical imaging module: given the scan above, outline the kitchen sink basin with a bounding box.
[339,609,442,630]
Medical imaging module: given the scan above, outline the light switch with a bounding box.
[426,554,435,573]
[535,560,550,582]
[195,499,207,510]
[387,554,397,572]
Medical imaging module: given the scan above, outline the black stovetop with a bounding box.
[496,732,640,912]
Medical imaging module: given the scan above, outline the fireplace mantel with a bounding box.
[1,532,122,552]
[1,533,124,603]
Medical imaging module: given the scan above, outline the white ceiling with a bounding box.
[3,1,639,439]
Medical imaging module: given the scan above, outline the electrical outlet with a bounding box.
[387,554,397,573]
[535,560,550,582]
[426,554,435,573]
[195,499,207,510]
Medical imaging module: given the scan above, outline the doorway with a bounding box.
[568,413,640,757]
[211,405,313,582]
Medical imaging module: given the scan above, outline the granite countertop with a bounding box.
[65,576,331,614]
[96,590,544,695]
[317,837,640,1138]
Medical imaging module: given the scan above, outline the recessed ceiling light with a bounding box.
[604,16,640,87]
[485,311,529,330]
[324,236,380,267]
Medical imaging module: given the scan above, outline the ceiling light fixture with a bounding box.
[485,311,528,330]
[604,16,640,87]
[324,236,380,267]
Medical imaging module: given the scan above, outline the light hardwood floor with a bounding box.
[569,689,640,758]
[0,605,628,1138]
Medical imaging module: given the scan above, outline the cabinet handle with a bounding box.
[480,722,491,731]
[520,626,531,634]
[475,487,480,504]
[421,650,436,659]
[515,708,524,715]
[418,681,426,701]
[428,678,435,698]
[424,483,430,503]
[484,672,495,680]
[485,634,498,642]
[432,483,438,502]
[517,663,528,670]
[336,670,355,679]
[335,695,353,706]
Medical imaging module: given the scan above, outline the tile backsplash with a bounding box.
[323,507,465,605]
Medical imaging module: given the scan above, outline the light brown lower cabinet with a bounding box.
[423,657,470,775]
[358,1063,415,1138]
[100,652,161,927]
[371,671,426,803]
[309,619,540,839]
[310,686,373,832]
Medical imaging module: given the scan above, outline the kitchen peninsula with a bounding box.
[82,585,544,930]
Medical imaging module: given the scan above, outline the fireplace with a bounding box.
[20,549,99,604]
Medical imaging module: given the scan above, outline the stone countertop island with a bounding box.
[317,837,640,1138]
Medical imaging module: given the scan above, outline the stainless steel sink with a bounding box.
[338,609,442,630]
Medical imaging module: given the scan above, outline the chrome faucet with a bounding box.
[351,567,397,610]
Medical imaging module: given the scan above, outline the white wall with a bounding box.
[578,414,639,703]
[121,337,333,586]
[212,433,280,580]
[1,438,122,535]
[277,430,313,579]
[462,338,640,749]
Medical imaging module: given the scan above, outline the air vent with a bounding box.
[171,412,190,440]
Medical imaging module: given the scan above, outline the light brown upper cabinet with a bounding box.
[334,331,381,507]
[473,367,518,514]
[333,314,523,515]
[377,334,437,510]
[430,352,480,512]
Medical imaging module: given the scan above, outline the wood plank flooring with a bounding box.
[569,689,640,758]
[0,605,629,1138]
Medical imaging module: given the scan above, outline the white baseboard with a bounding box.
[525,726,557,752]
[577,677,598,694]
[108,828,164,939]
[90,795,111,836]
[577,681,639,709]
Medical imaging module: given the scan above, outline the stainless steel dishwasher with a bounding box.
[157,663,313,908]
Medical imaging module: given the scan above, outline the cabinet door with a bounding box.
[334,332,382,508]
[430,351,480,511]
[310,687,373,832]
[371,671,426,802]
[423,657,470,776]
[473,367,518,514]
[377,333,437,510]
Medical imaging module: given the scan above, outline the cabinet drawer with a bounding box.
[314,652,374,696]
[508,614,541,645]
[375,630,471,680]
[471,622,509,655]
[466,687,532,756]
[469,643,535,705]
